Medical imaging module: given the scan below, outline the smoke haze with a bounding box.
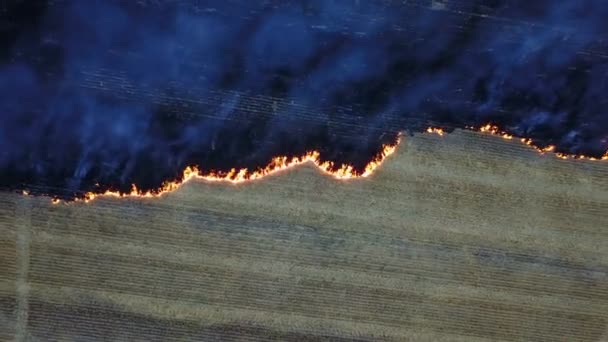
[1,0,607,198]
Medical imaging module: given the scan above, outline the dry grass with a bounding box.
[1,129,607,341]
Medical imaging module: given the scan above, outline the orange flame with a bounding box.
[426,127,445,136]
[472,124,608,161]
[479,124,514,140]
[41,124,608,205]
[55,136,401,204]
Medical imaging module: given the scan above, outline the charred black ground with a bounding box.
[1,0,608,199]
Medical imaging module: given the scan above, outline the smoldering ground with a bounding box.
[1,0,607,198]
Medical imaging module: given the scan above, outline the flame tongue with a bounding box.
[46,124,608,205]
[474,124,607,161]
[426,127,445,136]
[73,138,401,203]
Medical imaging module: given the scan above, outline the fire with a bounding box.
[37,123,608,205]
[479,124,513,140]
[426,127,445,136]
[55,136,401,204]
[473,124,608,161]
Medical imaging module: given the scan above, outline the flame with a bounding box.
[36,124,608,205]
[59,136,401,204]
[426,127,445,136]
[473,124,608,161]
[479,124,513,140]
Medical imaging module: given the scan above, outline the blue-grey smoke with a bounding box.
[1,0,607,198]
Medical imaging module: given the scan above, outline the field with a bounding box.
[1,129,607,341]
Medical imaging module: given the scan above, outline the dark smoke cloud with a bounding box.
[1,0,607,198]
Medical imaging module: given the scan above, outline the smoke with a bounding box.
[1,0,607,198]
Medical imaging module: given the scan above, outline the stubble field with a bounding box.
[1,129,607,341]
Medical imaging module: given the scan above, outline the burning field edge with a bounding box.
[18,123,608,204]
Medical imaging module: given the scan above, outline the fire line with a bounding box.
[66,134,402,204]
[427,124,608,161]
[35,124,607,204]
